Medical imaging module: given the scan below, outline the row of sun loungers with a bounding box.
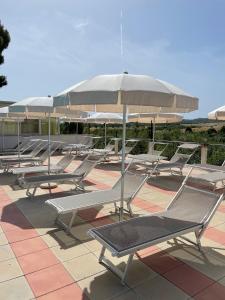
[1,136,225,286]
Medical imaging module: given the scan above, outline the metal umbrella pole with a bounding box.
[2,120,5,151]
[152,117,156,142]
[17,119,21,159]
[104,122,107,148]
[119,103,127,221]
[48,112,51,174]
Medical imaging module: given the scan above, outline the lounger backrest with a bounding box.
[73,158,98,177]
[167,185,221,224]
[148,142,168,156]
[30,142,46,157]
[56,154,74,169]
[112,171,148,200]
[39,143,59,162]
[170,143,199,164]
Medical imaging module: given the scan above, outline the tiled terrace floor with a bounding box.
[1,156,225,299]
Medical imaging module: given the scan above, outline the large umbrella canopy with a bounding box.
[54,74,198,113]
[54,73,199,220]
[208,105,225,120]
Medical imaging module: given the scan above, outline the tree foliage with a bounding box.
[0,22,10,87]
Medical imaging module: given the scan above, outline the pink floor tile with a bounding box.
[204,227,225,245]
[5,227,39,243]
[26,264,74,297]
[164,264,215,296]
[141,250,183,274]
[194,282,225,300]
[11,236,48,257]
[37,283,89,300]
[17,248,59,274]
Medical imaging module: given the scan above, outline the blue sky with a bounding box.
[1,0,225,118]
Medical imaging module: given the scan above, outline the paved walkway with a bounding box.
[0,157,225,299]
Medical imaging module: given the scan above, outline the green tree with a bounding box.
[0,22,10,87]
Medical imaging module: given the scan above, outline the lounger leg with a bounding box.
[68,211,77,233]
[121,254,134,284]
[99,246,106,262]
[32,187,37,197]
[195,231,202,251]
[127,203,133,217]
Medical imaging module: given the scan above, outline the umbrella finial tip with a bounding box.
[123,71,128,74]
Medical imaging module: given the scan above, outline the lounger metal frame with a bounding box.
[25,153,104,197]
[88,167,224,284]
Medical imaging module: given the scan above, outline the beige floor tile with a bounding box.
[84,239,104,253]
[42,230,78,248]
[70,223,94,241]
[134,275,189,300]
[0,276,34,300]
[111,289,141,300]
[0,232,8,246]
[0,244,15,262]
[64,252,105,281]
[0,258,23,283]
[51,242,90,262]
[78,270,129,300]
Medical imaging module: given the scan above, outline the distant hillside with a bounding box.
[182,118,219,124]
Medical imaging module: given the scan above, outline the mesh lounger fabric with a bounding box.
[46,171,147,213]
[191,171,225,184]
[90,186,219,253]
[47,189,120,213]
[12,165,61,175]
[91,215,200,253]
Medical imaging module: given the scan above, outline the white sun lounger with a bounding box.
[190,164,225,190]
[23,153,104,197]
[0,138,41,155]
[152,143,200,175]
[46,170,149,233]
[1,142,60,172]
[13,153,74,185]
[88,167,224,284]
[0,140,46,160]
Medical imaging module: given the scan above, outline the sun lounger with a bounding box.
[23,153,104,197]
[0,139,46,160]
[88,167,224,284]
[152,143,200,175]
[46,170,149,233]
[1,142,60,172]
[13,153,74,185]
[0,138,40,155]
[190,164,225,190]
[127,142,168,167]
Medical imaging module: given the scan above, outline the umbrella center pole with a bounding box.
[40,111,58,190]
[104,122,107,148]
[119,104,127,221]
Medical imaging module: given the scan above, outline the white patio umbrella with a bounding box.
[208,105,225,120]
[53,73,199,219]
[87,112,125,147]
[128,113,183,142]
[0,106,24,154]
[9,97,82,174]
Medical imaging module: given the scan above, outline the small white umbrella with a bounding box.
[128,113,183,142]
[87,112,125,147]
[208,105,225,120]
[9,97,82,174]
[0,106,24,154]
[54,73,198,219]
